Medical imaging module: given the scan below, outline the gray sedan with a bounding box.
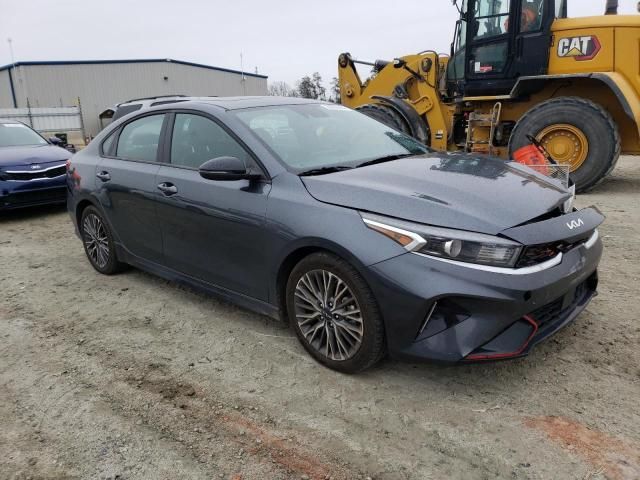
[67,97,603,372]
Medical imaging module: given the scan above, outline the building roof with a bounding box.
[0,58,267,79]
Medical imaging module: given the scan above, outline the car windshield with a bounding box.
[233,103,429,173]
[0,122,48,147]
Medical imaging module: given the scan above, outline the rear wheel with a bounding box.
[509,97,620,192]
[80,206,125,275]
[286,252,385,373]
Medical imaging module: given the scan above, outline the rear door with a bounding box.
[154,112,272,300]
[95,113,167,263]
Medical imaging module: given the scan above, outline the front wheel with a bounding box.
[286,252,386,373]
[509,97,621,192]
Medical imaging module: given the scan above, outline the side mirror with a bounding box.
[49,136,62,145]
[199,156,260,181]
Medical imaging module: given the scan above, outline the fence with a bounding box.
[0,103,85,140]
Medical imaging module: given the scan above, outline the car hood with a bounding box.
[301,154,571,235]
[0,144,71,168]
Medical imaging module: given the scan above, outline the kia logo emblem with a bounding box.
[566,219,584,230]
[30,164,41,170]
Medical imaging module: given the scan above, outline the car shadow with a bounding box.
[132,263,571,384]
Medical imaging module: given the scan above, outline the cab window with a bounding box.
[450,19,468,80]
[520,0,543,32]
[555,0,567,18]
[447,0,468,82]
[470,43,509,74]
[472,0,510,39]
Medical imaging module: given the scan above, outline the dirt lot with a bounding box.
[1,157,639,480]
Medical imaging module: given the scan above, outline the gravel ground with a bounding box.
[1,157,639,480]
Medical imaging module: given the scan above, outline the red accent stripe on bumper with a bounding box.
[465,315,539,361]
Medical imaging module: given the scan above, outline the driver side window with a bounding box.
[170,114,251,169]
[472,0,510,39]
[520,0,543,32]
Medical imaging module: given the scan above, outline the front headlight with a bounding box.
[362,212,522,268]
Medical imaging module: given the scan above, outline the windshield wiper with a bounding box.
[356,153,416,169]
[298,166,353,177]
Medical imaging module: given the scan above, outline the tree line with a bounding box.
[268,73,341,103]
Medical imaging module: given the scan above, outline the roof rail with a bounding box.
[117,94,187,106]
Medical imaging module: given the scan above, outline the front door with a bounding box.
[95,113,167,263]
[464,0,514,95]
[505,0,555,79]
[154,112,272,300]
[463,0,554,96]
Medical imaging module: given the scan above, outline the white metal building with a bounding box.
[0,59,268,137]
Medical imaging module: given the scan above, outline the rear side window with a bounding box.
[116,115,165,162]
[101,130,116,156]
[170,114,251,169]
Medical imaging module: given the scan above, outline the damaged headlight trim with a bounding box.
[362,212,524,269]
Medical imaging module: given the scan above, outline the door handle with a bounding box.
[96,171,111,182]
[157,182,178,196]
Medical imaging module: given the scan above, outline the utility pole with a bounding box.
[6,38,17,107]
[240,52,247,96]
[7,37,15,64]
[7,38,28,106]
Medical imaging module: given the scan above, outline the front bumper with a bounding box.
[365,234,602,363]
[0,177,67,210]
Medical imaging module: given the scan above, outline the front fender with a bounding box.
[511,73,640,138]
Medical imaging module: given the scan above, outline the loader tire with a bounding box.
[356,104,412,136]
[509,97,620,192]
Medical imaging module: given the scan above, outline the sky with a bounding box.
[1,0,638,89]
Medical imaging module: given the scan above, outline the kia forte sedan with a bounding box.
[0,120,72,210]
[67,97,603,373]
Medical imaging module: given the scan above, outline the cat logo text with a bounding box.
[557,36,601,61]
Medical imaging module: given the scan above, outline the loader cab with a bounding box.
[447,0,566,97]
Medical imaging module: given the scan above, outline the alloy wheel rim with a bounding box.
[536,124,589,172]
[294,269,364,361]
[83,213,110,269]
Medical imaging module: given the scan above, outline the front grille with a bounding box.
[1,165,66,181]
[529,280,589,328]
[516,234,593,268]
[529,298,562,327]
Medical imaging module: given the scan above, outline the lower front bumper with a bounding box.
[0,184,67,210]
[365,237,603,364]
[463,274,597,361]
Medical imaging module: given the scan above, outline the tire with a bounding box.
[508,97,621,192]
[356,103,412,136]
[80,205,125,275]
[286,252,386,373]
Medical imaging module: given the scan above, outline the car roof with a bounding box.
[132,96,323,112]
[0,119,22,125]
[188,96,322,110]
[116,95,189,107]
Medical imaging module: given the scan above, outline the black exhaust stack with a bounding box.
[605,0,618,15]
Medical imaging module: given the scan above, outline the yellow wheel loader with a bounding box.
[338,0,640,191]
